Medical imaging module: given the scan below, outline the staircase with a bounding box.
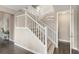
[47,39,55,53]
[15,6,58,54]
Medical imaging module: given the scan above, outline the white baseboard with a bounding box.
[59,39,70,43]
[9,38,40,54]
[73,47,79,52]
[14,42,43,54]
[9,38,14,42]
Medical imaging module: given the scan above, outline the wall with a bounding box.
[74,9,78,50]
[0,12,3,32]
[14,28,46,54]
[77,6,79,50]
[71,6,79,51]
[9,15,14,41]
[58,11,70,42]
[71,6,77,50]
[71,5,79,51]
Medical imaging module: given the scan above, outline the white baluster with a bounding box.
[39,27,41,40]
[45,27,47,45]
[38,26,39,39]
[45,27,47,53]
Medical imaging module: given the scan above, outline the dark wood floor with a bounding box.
[54,41,70,54]
[1,37,79,54]
[0,38,33,54]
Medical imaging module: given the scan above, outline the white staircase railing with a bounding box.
[15,7,58,54]
[26,9,58,47]
[25,12,47,45]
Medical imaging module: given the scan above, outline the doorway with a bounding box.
[54,10,71,54]
[0,13,10,41]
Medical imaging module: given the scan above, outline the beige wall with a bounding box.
[71,6,79,50]
[0,12,3,31]
[71,6,77,49]
[77,6,79,50]
[16,15,25,27]
[58,11,70,42]
[9,15,14,41]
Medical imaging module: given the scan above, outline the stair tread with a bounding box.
[47,39,55,54]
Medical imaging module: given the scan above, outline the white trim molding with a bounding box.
[14,42,42,54]
[59,39,70,43]
[73,47,79,52]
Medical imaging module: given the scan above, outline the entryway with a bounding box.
[54,10,71,54]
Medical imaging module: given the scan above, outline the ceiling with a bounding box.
[3,5,70,12]
[3,5,30,11]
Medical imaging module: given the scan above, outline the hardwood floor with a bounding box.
[54,41,70,54]
[0,38,33,54]
[0,38,73,54]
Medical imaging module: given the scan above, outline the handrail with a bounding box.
[26,11,56,34]
[25,12,45,29]
[38,20,56,33]
[24,9,47,45]
[26,10,56,33]
[26,8,57,45]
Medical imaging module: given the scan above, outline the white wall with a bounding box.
[14,27,46,54]
[71,5,79,51]
[70,6,77,50]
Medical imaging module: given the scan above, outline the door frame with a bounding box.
[57,10,71,42]
[57,10,71,54]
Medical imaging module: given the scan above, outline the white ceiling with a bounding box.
[3,5,30,11]
[3,5,70,12]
